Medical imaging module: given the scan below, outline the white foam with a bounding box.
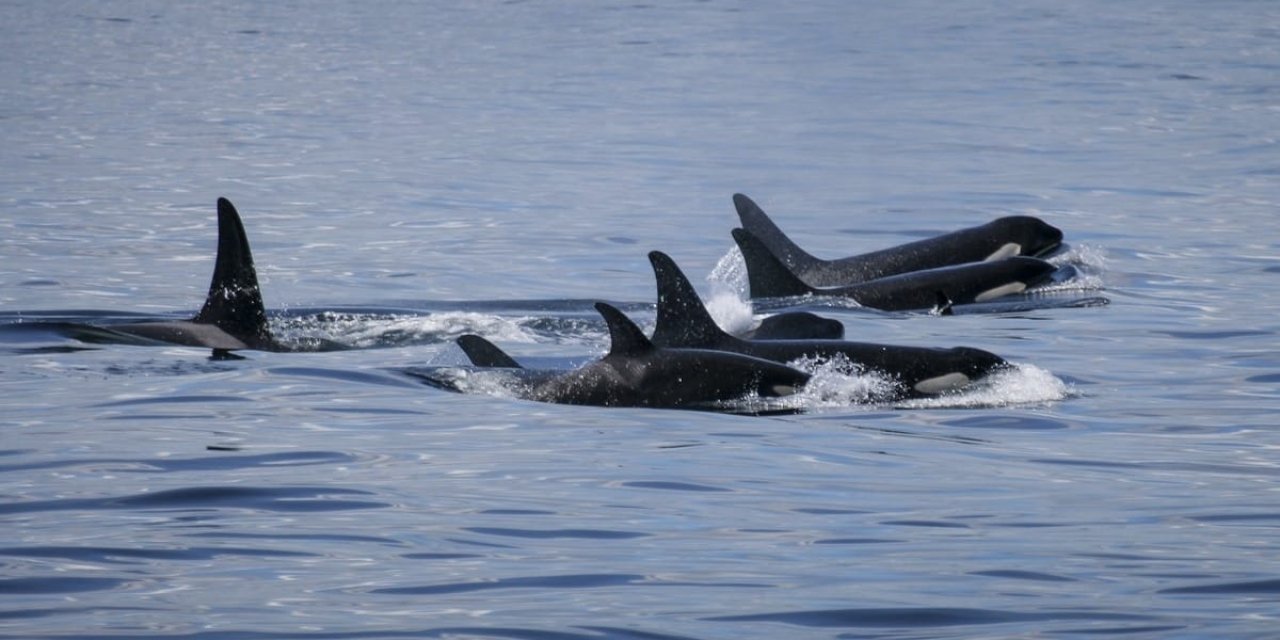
[274,311,540,348]
[897,363,1070,409]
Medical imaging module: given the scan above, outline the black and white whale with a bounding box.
[738,311,844,340]
[647,251,1011,397]
[431,302,811,409]
[41,198,339,358]
[732,227,1058,311]
[734,193,1064,286]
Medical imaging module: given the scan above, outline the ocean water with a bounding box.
[3,1,1279,638]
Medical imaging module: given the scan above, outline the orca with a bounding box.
[437,302,811,409]
[734,193,1064,286]
[47,198,339,358]
[647,251,1011,397]
[738,311,844,340]
[731,227,1057,311]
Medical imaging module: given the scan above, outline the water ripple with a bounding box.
[0,486,387,515]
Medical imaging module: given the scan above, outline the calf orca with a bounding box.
[441,302,811,409]
[647,251,1010,397]
[734,193,1064,286]
[738,311,844,340]
[731,227,1057,311]
[48,198,337,358]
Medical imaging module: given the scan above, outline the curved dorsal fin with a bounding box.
[192,198,272,346]
[733,193,822,273]
[456,334,523,368]
[730,228,815,298]
[594,302,654,358]
[647,251,731,348]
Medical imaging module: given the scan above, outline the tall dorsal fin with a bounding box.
[456,334,523,368]
[647,251,731,348]
[730,228,816,298]
[192,198,272,346]
[594,302,654,359]
[733,193,822,273]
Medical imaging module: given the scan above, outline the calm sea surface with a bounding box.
[3,1,1279,638]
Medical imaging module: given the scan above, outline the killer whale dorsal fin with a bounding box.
[647,251,731,348]
[456,334,523,368]
[732,193,821,273]
[594,302,655,359]
[192,197,272,346]
[730,228,815,299]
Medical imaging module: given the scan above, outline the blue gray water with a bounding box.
[3,1,1279,637]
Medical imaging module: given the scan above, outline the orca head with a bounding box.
[973,257,1058,302]
[989,215,1064,259]
[910,346,1011,396]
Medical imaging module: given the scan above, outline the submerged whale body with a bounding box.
[40,198,341,358]
[647,251,1011,397]
[734,193,1064,286]
[738,311,844,341]
[439,302,811,409]
[731,227,1057,311]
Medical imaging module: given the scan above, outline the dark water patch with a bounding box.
[0,486,386,515]
[1247,373,1280,383]
[480,509,557,515]
[1054,625,1189,635]
[1189,512,1280,524]
[792,508,871,515]
[185,531,403,545]
[1156,329,1273,340]
[970,569,1077,582]
[0,545,315,564]
[0,625,684,639]
[267,366,421,389]
[941,415,1072,430]
[0,576,127,594]
[0,451,355,474]
[402,552,485,560]
[373,573,645,595]
[621,481,730,492]
[1034,458,1280,478]
[707,606,1153,627]
[1159,578,1280,594]
[464,527,649,540]
[812,538,899,545]
[0,606,154,621]
[94,394,252,408]
[446,537,519,550]
[882,520,971,529]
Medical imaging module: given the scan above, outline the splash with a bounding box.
[1044,243,1107,293]
[272,311,541,349]
[897,363,1071,409]
[723,359,1070,414]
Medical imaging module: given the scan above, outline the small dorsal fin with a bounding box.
[730,228,815,298]
[456,334,523,368]
[932,291,956,316]
[733,194,822,273]
[594,302,654,358]
[192,198,273,347]
[647,251,731,348]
